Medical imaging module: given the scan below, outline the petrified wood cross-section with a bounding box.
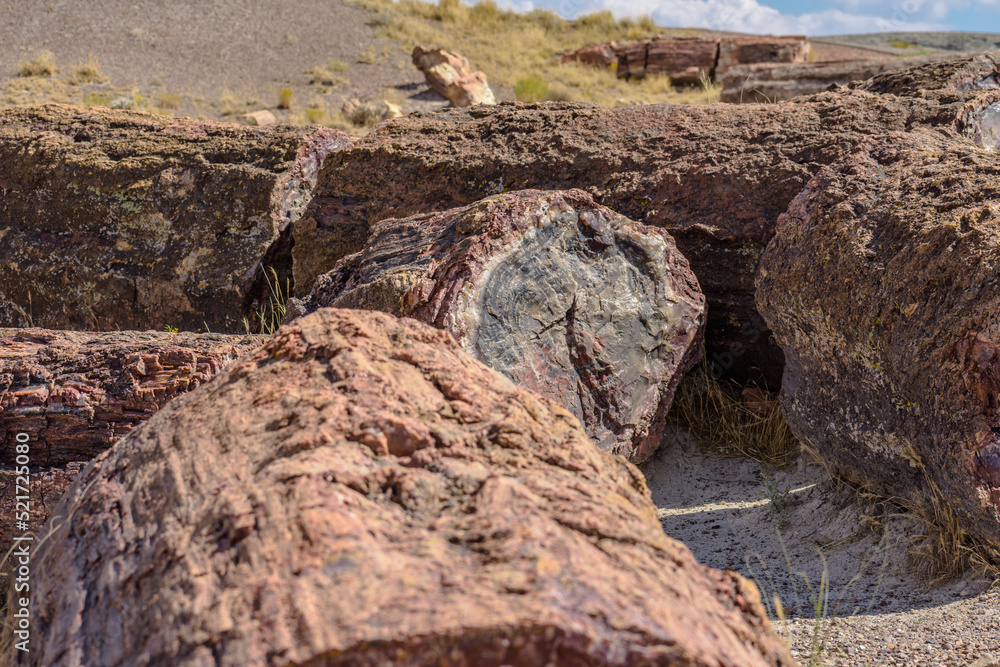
[291,189,705,461]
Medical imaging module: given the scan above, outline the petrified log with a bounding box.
[0,104,350,333]
[615,41,649,79]
[302,72,974,387]
[556,41,618,67]
[718,53,957,103]
[756,126,1000,547]
[0,328,263,466]
[617,37,719,84]
[858,51,1000,95]
[291,190,706,462]
[716,36,810,74]
[10,308,794,667]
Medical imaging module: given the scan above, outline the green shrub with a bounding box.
[514,76,549,102]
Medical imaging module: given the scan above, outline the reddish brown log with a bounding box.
[302,63,978,386]
[616,37,719,83]
[757,126,1000,549]
[0,328,264,466]
[10,308,793,667]
[716,36,810,74]
[556,41,618,67]
[0,104,350,333]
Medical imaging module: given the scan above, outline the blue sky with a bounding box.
[494,0,1000,35]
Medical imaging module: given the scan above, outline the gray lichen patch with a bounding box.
[470,205,683,453]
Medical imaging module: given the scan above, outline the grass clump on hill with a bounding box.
[17,50,56,77]
[350,0,721,106]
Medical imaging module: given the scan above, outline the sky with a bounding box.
[494,0,1000,35]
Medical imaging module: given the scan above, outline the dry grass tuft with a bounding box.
[668,361,800,467]
[156,92,183,110]
[350,0,721,107]
[277,87,294,109]
[17,50,56,77]
[71,55,105,84]
[892,444,1000,585]
[306,60,350,87]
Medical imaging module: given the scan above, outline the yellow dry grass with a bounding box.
[351,0,722,106]
[668,361,800,467]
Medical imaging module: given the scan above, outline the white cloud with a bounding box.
[583,0,945,35]
[483,0,1000,35]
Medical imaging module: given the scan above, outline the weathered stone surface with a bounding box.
[556,41,618,68]
[412,46,496,107]
[0,328,263,466]
[239,109,278,126]
[858,51,1000,96]
[617,37,719,84]
[716,36,810,74]
[719,54,955,103]
[756,129,1000,548]
[305,82,970,386]
[12,308,795,667]
[0,104,351,333]
[292,190,706,462]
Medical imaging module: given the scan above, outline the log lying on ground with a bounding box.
[858,51,1000,96]
[715,36,810,74]
[301,72,973,387]
[616,37,719,83]
[0,328,264,466]
[0,104,350,333]
[718,53,957,103]
[11,308,794,667]
[290,190,706,462]
[756,128,1000,548]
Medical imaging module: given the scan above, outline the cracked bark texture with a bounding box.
[0,328,264,466]
[306,77,973,387]
[10,309,795,667]
[857,52,1000,96]
[0,104,350,333]
[756,127,1000,548]
[290,190,705,462]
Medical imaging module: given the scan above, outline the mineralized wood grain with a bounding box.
[304,77,972,386]
[858,51,1000,96]
[756,127,1000,548]
[0,328,264,466]
[292,190,706,462]
[10,308,794,667]
[0,104,350,333]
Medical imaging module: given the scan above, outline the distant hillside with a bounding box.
[829,32,1000,53]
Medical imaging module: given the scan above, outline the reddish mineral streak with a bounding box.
[0,328,264,466]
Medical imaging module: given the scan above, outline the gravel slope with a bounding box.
[0,0,452,120]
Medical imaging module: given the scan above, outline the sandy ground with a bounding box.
[643,427,1000,666]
